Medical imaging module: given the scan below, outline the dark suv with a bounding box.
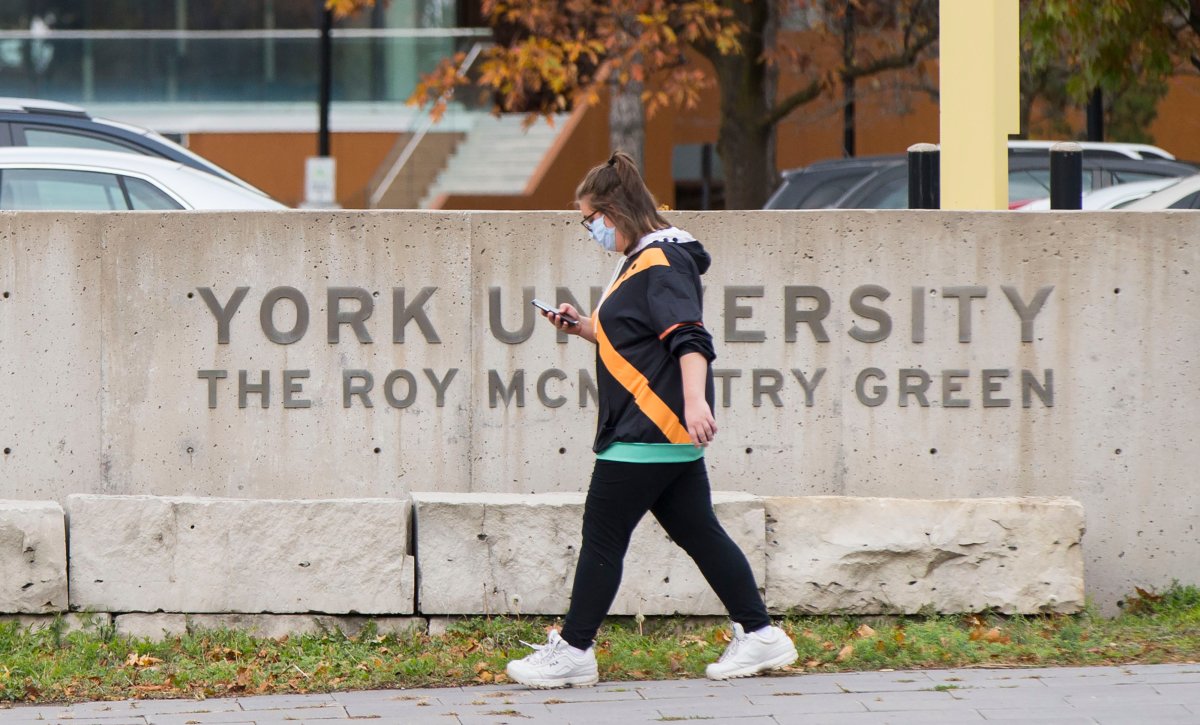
[0,97,263,195]
[765,143,1199,210]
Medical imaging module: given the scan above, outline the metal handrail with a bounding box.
[368,41,488,209]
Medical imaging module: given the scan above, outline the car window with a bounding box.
[1008,168,1095,203]
[123,176,184,210]
[766,168,876,209]
[0,168,128,210]
[858,177,908,208]
[22,127,147,155]
[1169,191,1200,210]
[1111,170,1174,185]
[797,171,877,208]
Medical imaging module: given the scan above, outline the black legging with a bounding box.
[560,458,771,650]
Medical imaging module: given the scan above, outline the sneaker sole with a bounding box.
[705,649,798,681]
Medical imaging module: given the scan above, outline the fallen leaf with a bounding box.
[856,624,876,639]
[805,659,821,668]
[821,641,837,651]
[983,627,1008,644]
[476,671,494,683]
[836,644,854,662]
[894,631,907,646]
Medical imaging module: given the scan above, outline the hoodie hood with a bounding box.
[630,226,711,275]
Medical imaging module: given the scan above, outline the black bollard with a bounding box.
[907,143,940,209]
[1050,142,1083,210]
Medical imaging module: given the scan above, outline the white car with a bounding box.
[1018,177,1180,211]
[1007,140,1176,161]
[0,147,287,210]
[1122,174,1200,210]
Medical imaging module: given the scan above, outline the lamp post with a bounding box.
[318,2,332,157]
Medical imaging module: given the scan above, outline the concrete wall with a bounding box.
[1,210,1197,611]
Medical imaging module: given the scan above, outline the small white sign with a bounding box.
[304,156,337,207]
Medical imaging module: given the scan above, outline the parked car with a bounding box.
[1006,140,1176,161]
[1122,174,1200,210]
[0,97,269,198]
[1017,177,1179,211]
[0,147,287,210]
[764,142,1198,210]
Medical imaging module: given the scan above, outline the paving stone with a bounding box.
[744,692,871,713]
[857,689,962,711]
[1087,703,1199,724]
[922,669,1051,689]
[943,687,1071,708]
[652,697,775,719]
[143,714,257,725]
[716,677,848,696]
[1060,683,1169,704]
[773,710,984,725]
[233,694,338,710]
[975,710,1098,724]
[436,684,643,706]
[830,673,946,693]
[1153,683,1200,702]
[537,701,668,724]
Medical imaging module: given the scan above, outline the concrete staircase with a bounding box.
[420,113,570,207]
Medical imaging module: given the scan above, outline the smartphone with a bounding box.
[531,299,579,326]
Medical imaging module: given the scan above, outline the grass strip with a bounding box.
[1,583,1198,705]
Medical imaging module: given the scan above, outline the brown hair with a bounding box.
[576,152,670,250]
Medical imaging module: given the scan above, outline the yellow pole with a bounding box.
[939,0,1020,210]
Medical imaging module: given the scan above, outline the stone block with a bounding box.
[413,491,765,615]
[0,501,67,613]
[764,496,1085,614]
[68,495,414,614]
[113,613,427,641]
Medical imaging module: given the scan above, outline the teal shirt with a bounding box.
[596,442,705,463]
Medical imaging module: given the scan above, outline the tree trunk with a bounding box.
[705,0,775,209]
[609,74,645,171]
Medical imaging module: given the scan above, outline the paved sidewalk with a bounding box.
[2,664,1199,725]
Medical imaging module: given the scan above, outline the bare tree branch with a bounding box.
[762,78,823,129]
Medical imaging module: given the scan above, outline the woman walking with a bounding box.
[505,152,797,689]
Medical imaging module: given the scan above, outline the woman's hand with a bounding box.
[679,352,716,447]
[539,302,596,343]
[684,397,717,448]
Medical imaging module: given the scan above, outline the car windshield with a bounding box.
[98,119,269,197]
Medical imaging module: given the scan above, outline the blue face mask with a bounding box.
[588,215,617,252]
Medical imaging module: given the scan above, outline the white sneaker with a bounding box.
[506,630,599,689]
[705,623,798,680]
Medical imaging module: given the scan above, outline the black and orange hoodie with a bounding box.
[591,227,716,463]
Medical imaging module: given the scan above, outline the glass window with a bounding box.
[858,178,908,209]
[124,176,183,210]
[1169,191,1200,210]
[1008,169,1095,203]
[1111,170,1173,185]
[23,126,145,154]
[0,168,127,210]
